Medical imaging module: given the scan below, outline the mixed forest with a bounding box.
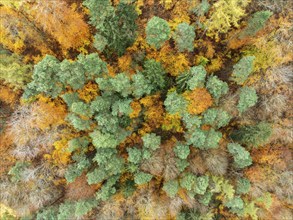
[0,0,292,219]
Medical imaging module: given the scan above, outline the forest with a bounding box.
[0,0,292,219]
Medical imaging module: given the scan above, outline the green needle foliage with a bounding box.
[83,1,138,56]
[227,143,252,169]
[239,10,273,38]
[231,122,272,148]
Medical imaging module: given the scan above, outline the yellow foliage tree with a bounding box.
[205,0,251,40]
[77,82,99,103]
[0,6,54,60]
[162,113,183,132]
[183,88,213,115]
[26,0,91,53]
[139,94,165,134]
[147,43,190,76]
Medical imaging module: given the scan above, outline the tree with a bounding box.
[192,0,210,16]
[205,0,251,40]
[146,16,171,49]
[206,75,229,102]
[84,1,138,56]
[8,162,30,182]
[23,53,107,99]
[182,113,202,130]
[66,113,91,131]
[0,6,54,59]
[173,142,190,159]
[0,52,32,89]
[186,128,222,150]
[194,175,209,195]
[142,59,167,92]
[99,3,138,56]
[59,60,86,90]
[237,86,258,114]
[70,102,92,117]
[142,133,161,151]
[127,147,142,164]
[134,172,153,185]
[231,122,272,148]
[225,197,244,215]
[164,90,187,115]
[23,55,61,98]
[227,143,252,169]
[65,156,91,183]
[239,11,273,38]
[89,130,120,149]
[27,0,91,52]
[230,56,255,85]
[236,178,251,194]
[74,198,98,217]
[163,179,179,198]
[109,73,132,97]
[180,173,196,191]
[183,88,213,115]
[202,108,231,128]
[132,72,154,98]
[173,23,195,52]
[176,65,207,92]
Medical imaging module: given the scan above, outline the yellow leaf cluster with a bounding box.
[130,100,142,119]
[243,36,290,74]
[139,94,165,134]
[0,86,20,107]
[48,138,71,166]
[118,54,135,73]
[77,82,99,103]
[33,95,67,131]
[27,0,91,53]
[183,88,213,115]
[159,0,174,10]
[0,203,16,219]
[0,6,53,59]
[206,56,224,73]
[162,113,183,133]
[147,43,190,76]
[168,0,194,30]
[205,0,251,40]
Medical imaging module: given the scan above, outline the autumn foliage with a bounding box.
[0,0,292,219]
